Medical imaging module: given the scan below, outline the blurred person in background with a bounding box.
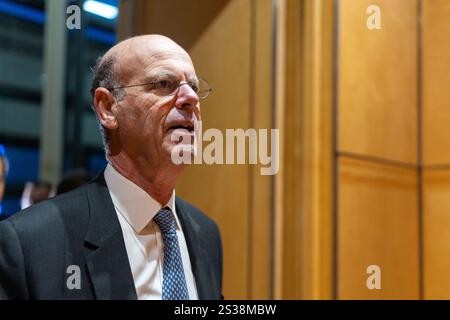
[20,181,54,210]
[56,169,93,195]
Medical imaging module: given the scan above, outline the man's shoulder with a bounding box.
[2,185,90,235]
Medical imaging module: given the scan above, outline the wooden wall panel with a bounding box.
[276,0,335,299]
[299,0,335,300]
[121,0,230,51]
[338,157,419,299]
[338,0,418,164]
[250,0,274,299]
[337,0,420,299]
[422,1,450,298]
[422,0,450,165]
[424,170,450,298]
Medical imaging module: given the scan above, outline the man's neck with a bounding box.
[108,156,183,206]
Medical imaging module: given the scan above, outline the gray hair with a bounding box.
[90,55,125,155]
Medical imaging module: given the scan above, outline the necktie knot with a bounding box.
[154,207,176,235]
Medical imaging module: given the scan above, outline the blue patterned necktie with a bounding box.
[153,207,189,300]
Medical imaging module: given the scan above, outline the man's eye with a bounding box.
[190,84,199,93]
[154,80,174,89]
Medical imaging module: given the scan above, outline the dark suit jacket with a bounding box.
[0,173,223,300]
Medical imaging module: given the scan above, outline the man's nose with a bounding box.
[175,83,199,112]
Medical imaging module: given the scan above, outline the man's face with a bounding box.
[0,158,4,202]
[112,40,201,169]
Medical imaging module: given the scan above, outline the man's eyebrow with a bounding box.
[142,71,178,83]
[188,76,199,84]
[141,71,198,84]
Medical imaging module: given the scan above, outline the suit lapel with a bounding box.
[176,198,218,299]
[84,173,137,300]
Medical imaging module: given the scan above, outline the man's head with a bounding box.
[29,181,52,205]
[91,35,202,183]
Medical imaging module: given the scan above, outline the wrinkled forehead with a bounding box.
[116,40,196,83]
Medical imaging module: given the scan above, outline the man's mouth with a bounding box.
[167,122,195,133]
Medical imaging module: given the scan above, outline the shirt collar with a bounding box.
[104,163,177,234]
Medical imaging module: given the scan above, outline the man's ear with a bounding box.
[93,87,119,130]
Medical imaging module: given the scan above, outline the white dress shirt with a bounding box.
[104,164,198,300]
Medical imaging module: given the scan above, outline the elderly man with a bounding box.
[0,35,223,300]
